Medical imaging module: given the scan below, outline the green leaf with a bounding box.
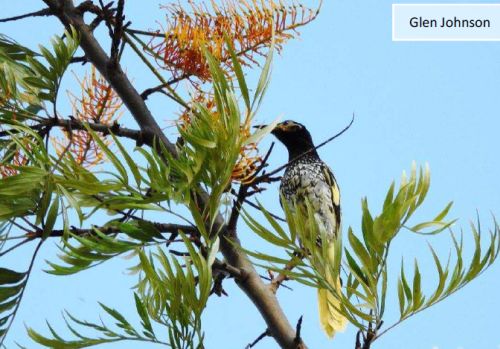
[242,211,291,248]
[397,279,406,317]
[412,260,423,311]
[254,201,290,243]
[251,35,274,112]
[85,127,128,184]
[134,293,154,337]
[42,196,59,239]
[434,201,453,221]
[345,250,370,288]
[244,117,279,146]
[111,134,142,187]
[383,181,395,210]
[99,303,132,330]
[225,35,250,110]
[400,262,412,304]
[0,268,25,285]
[348,228,373,273]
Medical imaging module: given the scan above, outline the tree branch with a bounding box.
[246,329,271,348]
[269,254,304,294]
[43,0,176,153]
[140,74,189,100]
[0,116,146,143]
[0,1,100,23]
[34,222,196,239]
[42,1,304,347]
[0,8,52,23]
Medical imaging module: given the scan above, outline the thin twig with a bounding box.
[140,74,190,100]
[293,316,303,345]
[246,142,275,183]
[260,274,293,291]
[122,32,190,109]
[125,28,164,38]
[227,142,277,234]
[0,8,52,22]
[245,329,271,348]
[26,222,197,239]
[8,219,31,233]
[212,259,244,279]
[0,238,31,257]
[269,253,304,294]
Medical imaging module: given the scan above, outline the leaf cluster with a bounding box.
[0,28,78,117]
[0,268,27,340]
[244,163,500,342]
[1,34,275,348]
[26,294,167,348]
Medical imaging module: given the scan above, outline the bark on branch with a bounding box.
[41,1,304,347]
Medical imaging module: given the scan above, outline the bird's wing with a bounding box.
[320,162,341,237]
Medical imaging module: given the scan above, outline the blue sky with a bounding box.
[1,1,500,348]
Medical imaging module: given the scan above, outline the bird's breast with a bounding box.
[280,162,331,206]
[279,159,340,239]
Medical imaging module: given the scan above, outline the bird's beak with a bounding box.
[253,124,267,129]
[253,124,285,131]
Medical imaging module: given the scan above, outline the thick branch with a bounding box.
[43,1,304,347]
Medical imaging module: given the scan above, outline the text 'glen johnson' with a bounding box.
[410,16,491,28]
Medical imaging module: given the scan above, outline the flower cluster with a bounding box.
[148,0,319,82]
[52,66,123,167]
[232,118,262,184]
[0,144,29,178]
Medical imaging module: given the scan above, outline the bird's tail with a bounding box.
[317,244,347,338]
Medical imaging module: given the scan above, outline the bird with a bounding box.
[270,120,347,338]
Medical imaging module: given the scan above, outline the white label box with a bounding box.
[393,4,500,41]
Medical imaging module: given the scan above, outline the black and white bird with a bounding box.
[270,120,347,338]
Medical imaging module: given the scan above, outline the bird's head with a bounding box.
[256,120,317,160]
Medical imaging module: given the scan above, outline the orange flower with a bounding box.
[52,66,123,167]
[148,0,319,81]
[70,66,123,124]
[232,122,262,184]
[0,143,30,178]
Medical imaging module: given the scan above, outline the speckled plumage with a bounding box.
[280,153,341,240]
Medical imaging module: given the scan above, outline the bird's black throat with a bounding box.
[272,129,319,161]
[283,139,319,162]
